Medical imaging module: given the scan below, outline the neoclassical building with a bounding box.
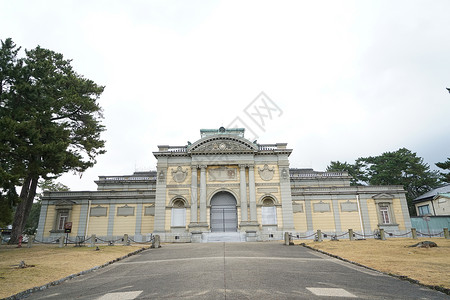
[37,128,412,242]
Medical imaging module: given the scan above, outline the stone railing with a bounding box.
[100,176,156,181]
[290,172,346,178]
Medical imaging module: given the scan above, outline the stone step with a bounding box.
[203,232,245,243]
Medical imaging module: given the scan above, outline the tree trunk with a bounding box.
[9,175,39,244]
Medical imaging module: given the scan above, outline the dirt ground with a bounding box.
[300,237,450,289]
[0,244,148,299]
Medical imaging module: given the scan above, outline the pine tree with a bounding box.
[0,38,106,243]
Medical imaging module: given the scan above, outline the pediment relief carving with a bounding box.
[189,137,257,153]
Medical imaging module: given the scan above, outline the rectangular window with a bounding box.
[418,205,430,216]
[262,206,277,225]
[379,205,390,224]
[57,211,69,230]
[171,208,186,227]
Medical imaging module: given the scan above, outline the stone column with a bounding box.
[248,165,257,222]
[239,165,248,222]
[199,165,207,223]
[190,166,198,223]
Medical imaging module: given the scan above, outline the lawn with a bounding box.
[300,237,450,290]
[0,244,148,299]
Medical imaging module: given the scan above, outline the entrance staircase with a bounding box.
[202,232,246,243]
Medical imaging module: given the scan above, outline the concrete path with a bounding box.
[29,242,447,299]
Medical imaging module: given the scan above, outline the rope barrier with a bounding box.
[96,237,123,243]
[353,232,377,238]
[34,238,60,244]
[417,231,444,237]
[334,232,349,238]
[292,232,316,239]
[128,236,154,244]
[385,231,412,237]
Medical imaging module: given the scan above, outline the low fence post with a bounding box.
[348,229,354,241]
[123,234,129,246]
[27,235,34,248]
[90,234,96,247]
[316,230,323,242]
[379,229,386,240]
[411,228,417,240]
[284,232,290,245]
[59,235,65,248]
[444,228,449,239]
[152,235,160,248]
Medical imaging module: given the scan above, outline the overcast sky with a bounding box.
[1,0,449,191]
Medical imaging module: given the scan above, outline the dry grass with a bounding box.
[300,238,450,289]
[0,244,147,299]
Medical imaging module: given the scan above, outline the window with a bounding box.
[379,205,390,224]
[57,210,69,230]
[418,205,430,216]
[171,199,186,227]
[261,198,277,225]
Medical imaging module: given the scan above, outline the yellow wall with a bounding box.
[69,205,81,237]
[392,199,406,230]
[141,206,154,234]
[87,213,108,236]
[293,210,307,232]
[311,201,335,231]
[113,204,137,236]
[43,206,56,238]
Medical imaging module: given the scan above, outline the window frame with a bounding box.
[418,204,430,216]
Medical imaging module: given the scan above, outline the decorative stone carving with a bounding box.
[257,188,278,193]
[281,168,289,180]
[117,204,135,216]
[171,166,187,183]
[90,205,107,217]
[192,139,254,152]
[258,164,274,181]
[292,202,303,213]
[158,170,165,180]
[168,189,189,195]
[340,201,358,212]
[313,201,330,213]
[144,205,155,216]
[208,166,237,181]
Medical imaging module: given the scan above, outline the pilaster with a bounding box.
[77,201,89,236]
[199,165,207,223]
[190,166,198,223]
[279,165,295,230]
[248,165,257,222]
[239,164,248,222]
[153,167,167,233]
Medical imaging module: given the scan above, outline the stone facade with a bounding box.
[36,128,412,242]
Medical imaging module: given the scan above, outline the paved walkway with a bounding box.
[29,242,447,299]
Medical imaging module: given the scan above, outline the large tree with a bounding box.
[326,160,366,186]
[24,179,70,235]
[327,148,441,215]
[0,38,106,243]
[436,157,450,183]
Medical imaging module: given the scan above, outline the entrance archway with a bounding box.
[210,191,237,232]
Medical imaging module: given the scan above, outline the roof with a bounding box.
[413,184,450,202]
[434,193,450,199]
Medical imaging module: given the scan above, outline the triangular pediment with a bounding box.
[53,199,76,206]
[188,136,258,153]
[372,193,394,200]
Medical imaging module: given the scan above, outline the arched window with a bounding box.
[261,198,277,225]
[171,199,186,227]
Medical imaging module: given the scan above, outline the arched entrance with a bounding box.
[210,191,237,232]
